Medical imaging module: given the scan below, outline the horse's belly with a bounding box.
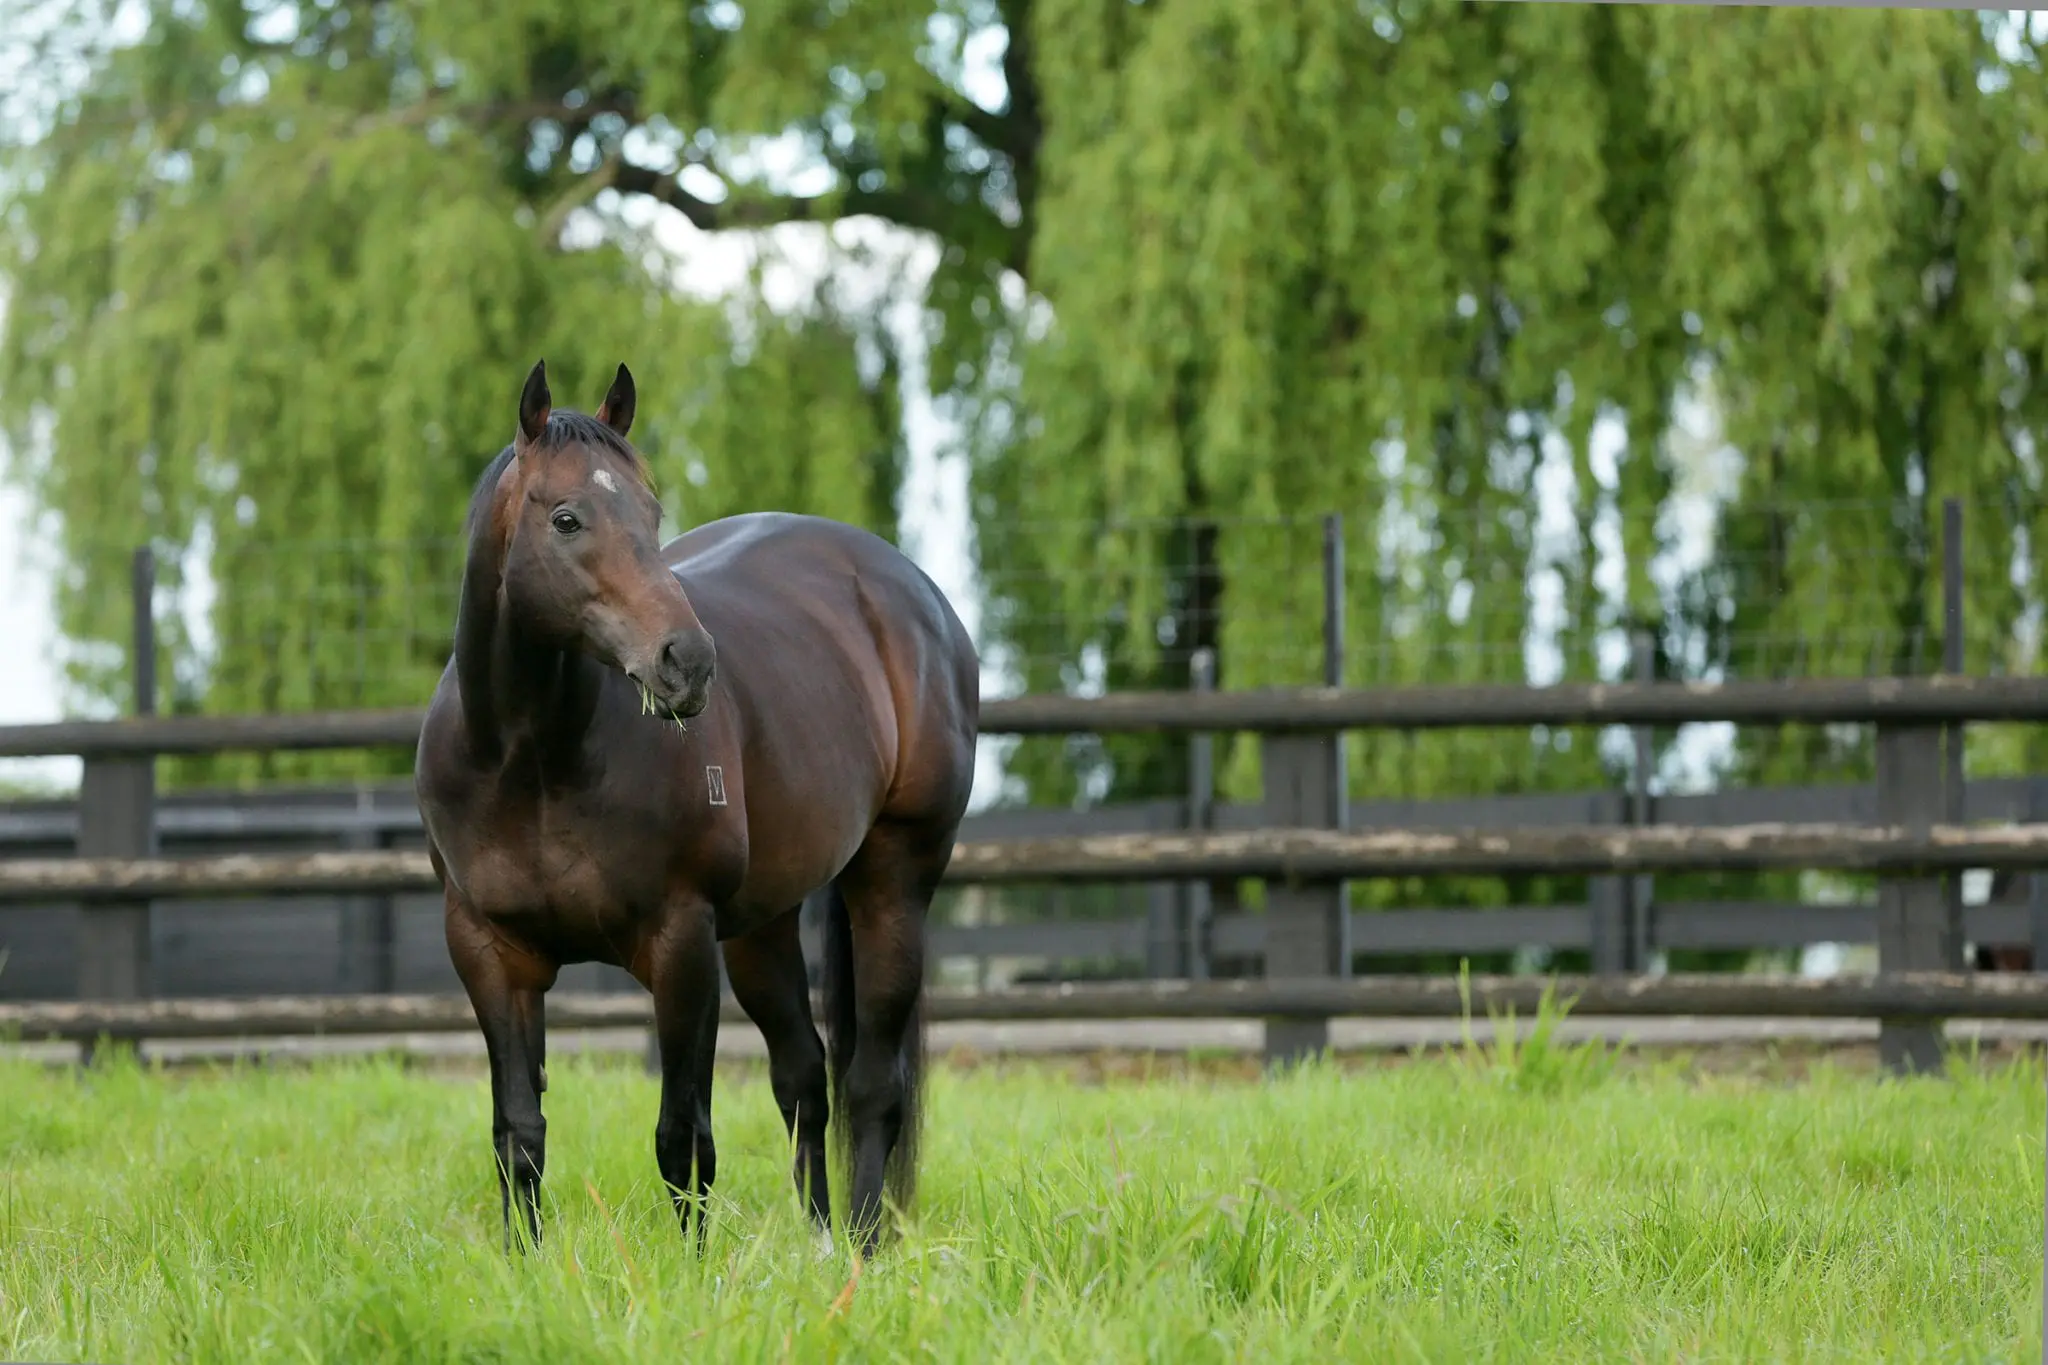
[714,807,871,935]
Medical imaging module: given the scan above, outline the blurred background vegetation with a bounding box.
[2,1,2045,969]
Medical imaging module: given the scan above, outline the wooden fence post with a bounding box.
[1629,629,1658,968]
[1590,634,1656,975]
[1876,498,1966,1075]
[1587,793,1631,974]
[1944,498,1968,968]
[1141,640,1203,978]
[76,547,158,1055]
[1178,647,1216,981]
[1148,642,1221,979]
[2029,776,2048,970]
[1143,890,1179,978]
[1262,515,1350,1066]
[338,789,397,994]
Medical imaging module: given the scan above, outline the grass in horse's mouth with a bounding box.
[636,680,689,733]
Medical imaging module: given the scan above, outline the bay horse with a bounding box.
[413,359,979,1257]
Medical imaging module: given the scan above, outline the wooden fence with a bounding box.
[5,771,2048,998]
[11,972,2048,1049]
[5,669,2048,1073]
[3,505,2047,1074]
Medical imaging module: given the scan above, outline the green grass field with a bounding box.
[2,1022,2044,1363]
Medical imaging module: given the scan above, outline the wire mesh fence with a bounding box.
[2,489,2045,994]
[968,492,2045,704]
[0,488,2034,792]
[8,492,2035,715]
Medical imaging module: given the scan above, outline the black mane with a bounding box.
[539,410,639,462]
[464,446,519,538]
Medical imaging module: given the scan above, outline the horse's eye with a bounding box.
[551,510,581,536]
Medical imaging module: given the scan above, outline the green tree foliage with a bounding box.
[1001,3,2048,803]
[2,1,2044,847]
[0,0,918,782]
[963,4,2048,952]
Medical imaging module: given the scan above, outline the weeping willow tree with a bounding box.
[0,0,947,783]
[3,0,2045,849]
[961,3,2048,959]
[993,1,2048,790]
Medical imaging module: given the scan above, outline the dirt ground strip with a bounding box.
[7,1015,2048,1081]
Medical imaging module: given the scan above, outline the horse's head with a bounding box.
[488,359,717,719]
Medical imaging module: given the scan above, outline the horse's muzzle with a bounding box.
[647,627,717,717]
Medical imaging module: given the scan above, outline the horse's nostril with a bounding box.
[657,630,714,692]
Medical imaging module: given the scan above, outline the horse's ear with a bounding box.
[517,359,551,448]
[595,363,636,438]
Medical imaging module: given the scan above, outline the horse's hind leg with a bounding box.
[822,822,947,1256]
[446,892,553,1252]
[723,908,831,1229]
[647,899,722,1250]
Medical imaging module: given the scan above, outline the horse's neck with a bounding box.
[453,544,600,763]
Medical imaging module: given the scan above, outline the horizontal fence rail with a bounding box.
[948,823,2048,881]
[5,503,2039,1076]
[5,822,2048,903]
[9,774,2047,845]
[982,675,2048,734]
[928,903,2041,960]
[9,973,2048,1045]
[6,674,2048,758]
[0,707,427,759]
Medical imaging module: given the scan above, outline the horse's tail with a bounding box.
[821,879,858,1160]
[819,876,928,1216]
[883,953,928,1218]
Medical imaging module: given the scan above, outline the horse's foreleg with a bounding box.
[647,901,722,1251]
[446,897,552,1253]
[723,908,831,1230]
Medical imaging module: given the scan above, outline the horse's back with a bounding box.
[665,512,979,835]
[663,512,972,676]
